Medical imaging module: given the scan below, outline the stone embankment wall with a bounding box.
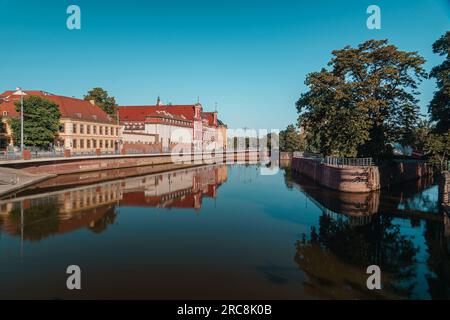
[292,157,432,193]
[439,171,450,208]
[1,151,261,176]
[379,160,432,189]
[291,157,380,192]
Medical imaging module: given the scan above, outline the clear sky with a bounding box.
[0,0,449,130]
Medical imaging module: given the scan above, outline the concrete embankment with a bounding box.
[291,157,431,193]
[440,171,450,215]
[379,160,432,190]
[291,157,380,192]
[0,150,261,196]
[0,167,55,197]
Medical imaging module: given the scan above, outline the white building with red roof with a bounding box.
[118,97,224,152]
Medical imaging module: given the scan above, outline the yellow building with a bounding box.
[0,90,121,153]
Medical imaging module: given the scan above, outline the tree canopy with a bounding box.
[429,31,450,134]
[279,124,305,152]
[84,87,117,118]
[296,39,426,158]
[9,96,61,149]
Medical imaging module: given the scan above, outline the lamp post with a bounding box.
[13,87,26,153]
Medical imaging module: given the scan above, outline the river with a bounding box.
[0,163,449,299]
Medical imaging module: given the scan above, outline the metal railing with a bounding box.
[0,150,22,160]
[29,150,65,159]
[324,156,373,167]
[293,152,373,167]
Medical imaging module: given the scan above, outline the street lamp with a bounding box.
[13,87,26,153]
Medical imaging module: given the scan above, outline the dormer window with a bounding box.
[92,115,97,120]
[2,111,7,117]
[75,112,82,118]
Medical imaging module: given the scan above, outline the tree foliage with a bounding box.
[84,87,117,118]
[296,39,426,158]
[279,124,305,152]
[429,31,450,134]
[9,96,61,149]
[424,131,450,168]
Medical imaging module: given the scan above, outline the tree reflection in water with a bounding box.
[88,207,118,234]
[423,219,450,299]
[2,199,118,241]
[296,215,418,299]
[284,166,450,299]
[9,202,60,241]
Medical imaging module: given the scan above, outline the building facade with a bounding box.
[0,90,121,153]
[118,98,226,153]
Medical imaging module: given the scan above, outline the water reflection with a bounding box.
[1,163,449,299]
[0,165,227,241]
[286,168,450,299]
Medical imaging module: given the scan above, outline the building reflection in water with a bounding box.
[0,165,227,241]
[285,168,450,299]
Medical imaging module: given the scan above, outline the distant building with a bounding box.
[118,97,226,153]
[217,119,228,149]
[0,90,121,153]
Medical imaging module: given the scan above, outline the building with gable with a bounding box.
[0,90,121,153]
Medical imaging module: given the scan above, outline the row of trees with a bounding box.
[286,31,449,166]
[8,87,117,149]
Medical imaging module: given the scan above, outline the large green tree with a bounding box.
[84,87,117,118]
[296,39,426,158]
[9,96,61,149]
[279,124,305,152]
[429,31,450,134]
[424,131,450,168]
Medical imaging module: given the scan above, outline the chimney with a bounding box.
[89,99,95,106]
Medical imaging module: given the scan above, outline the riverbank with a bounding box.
[291,156,432,193]
[0,167,55,197]
[0,150,262,197]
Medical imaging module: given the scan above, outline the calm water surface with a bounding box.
[0,164,449,299]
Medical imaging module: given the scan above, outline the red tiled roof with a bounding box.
[202,112,217,127]
[0,90,114,124]
[118,104,201,122]
[144,110,190,122]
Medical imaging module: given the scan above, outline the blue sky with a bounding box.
[0,0,449,129]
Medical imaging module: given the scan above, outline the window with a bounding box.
[80,124,84,134]
[59,124,65,133]
[100,140,103,148]
[105,140,109,148]
[100,126,103,135]
[116,128,119,136]
[87,140,91,148]
[105,127,109,136]
[73,124,77,134]
[93,140,97,148]
[93,126,97,135]
[73,139,77,148]
[87,125,91,134]
[80,139,84,148]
